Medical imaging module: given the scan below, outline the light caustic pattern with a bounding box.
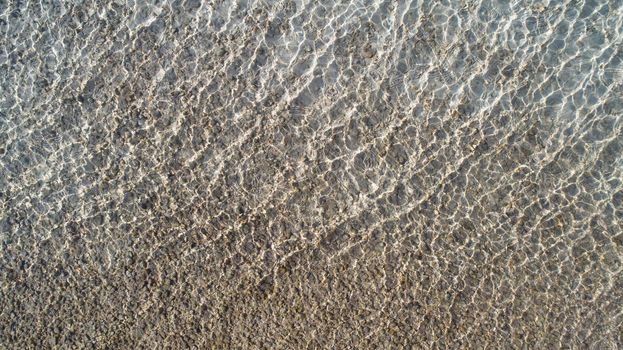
[1,0,622,348]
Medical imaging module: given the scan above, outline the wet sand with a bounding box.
[1,0,622,348]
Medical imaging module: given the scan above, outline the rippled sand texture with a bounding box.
[1,0,623,348]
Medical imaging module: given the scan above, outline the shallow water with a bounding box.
[1,0,622,348]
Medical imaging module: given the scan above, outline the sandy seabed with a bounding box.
[1,0,623,348]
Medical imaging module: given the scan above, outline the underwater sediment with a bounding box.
[1,0,622,348]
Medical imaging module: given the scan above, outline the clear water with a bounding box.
[1,0,622,348]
